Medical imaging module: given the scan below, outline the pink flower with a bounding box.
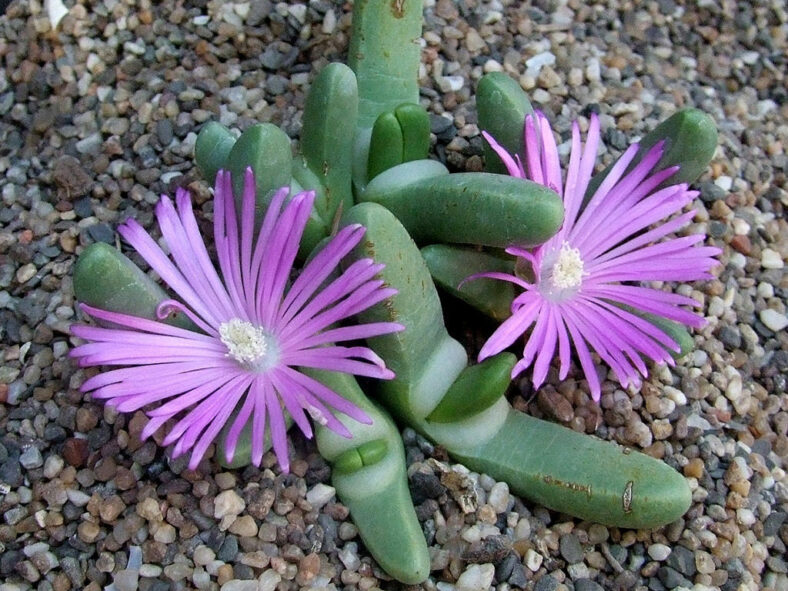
[71,169,402,472]
[478,111,720,401]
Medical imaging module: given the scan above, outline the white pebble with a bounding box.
[66,489,91,506]
[193,545,215,567]
[525,548,543,571]
[462,525,482,543]
[455,563,495,591]
[487,482,510,513]
[113,570,139,591]
[306,483,335,509]
[585,58,601,82]
[338,542,361,571]
[219,580,258,591]
[437,75,464,92]
[736,508,756,526]
[568,563,590,580]
[23,542,50,557]
[714,175,733,191]
[648,543,672,561]
[760,309,788,332]
[761,248,784,269]
[257,569,282,591]
[757,282,774,298]
[728,252,746,269]
[213,490,245,519]
[525,51,556,76]
[139,564,162,577]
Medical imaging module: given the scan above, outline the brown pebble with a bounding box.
[52,155,92,201]
[114,466,137,490]
[229,515,258,538]
[78,520,101,543]
[537,388,574,423]
[216,564,234,585]
[297,552,320,584]
[75,406,100,432]
[730,234,751,255]
[62,438,89,467]
[99,495,126,522]
[93,457,117,482]
[53,572,72,591]
[683,458,705,479]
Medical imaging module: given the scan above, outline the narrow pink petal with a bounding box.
[239,168,257,304]
[482,131,525,178]
[584,284,703,327]
[141,415,168,441]
[523,114,543,185]
[288,352,395,380]
[536,111,562,195]
[589,211,697,265]
[554,310,572,379]
[156,300,217,336]
[270,371,353,440]
[479,296,541,361]
[280,281,397,345]
[573,113,601,203]
[147,374,249,418]
[531,306,558,389]
[461,271,534,292]
[279,259,383,330]
[224,393,256,463]
[70,325,224,352]
[268,370,313,440]
[117,219,219,327]
[174,187,237,319]
[559,121,584,236]
[156,194,234,322]
[576,185,693,256]
[279,224,366,323]
[188,398,238,470]
[266,385,290,473]
[76,304,213,340]
[280,367,372,426]
[251,380,268,466]
[292,322,404,349]
[562,314,601,400]
[213,171,248,316]
[260,193,317,328]
[248,187,290,322]
[519,305,551,372]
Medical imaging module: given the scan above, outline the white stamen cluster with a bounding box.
[219,318,268,365]
[551,242,585,290]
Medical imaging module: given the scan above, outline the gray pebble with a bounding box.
[19,446,43,469]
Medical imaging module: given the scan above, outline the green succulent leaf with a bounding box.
[421,244,515,321]
[368,111,404,181]
[395,103,430,163]
[477,72,533,174]
[426,353,516,423]
[360,167,564,248]
[585,108,718,200]
[194,121,236,184]
[301,62,358,224]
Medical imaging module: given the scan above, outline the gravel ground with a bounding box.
[1,0,786,590]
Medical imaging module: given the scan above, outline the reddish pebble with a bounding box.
[63,438,89,467]
[730,234,751,255]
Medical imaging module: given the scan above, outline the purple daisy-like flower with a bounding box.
[478,111,720,401]
[71,169,403,472]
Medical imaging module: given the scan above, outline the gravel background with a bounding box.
[0,0,786,590]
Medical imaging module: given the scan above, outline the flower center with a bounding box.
[538,241,585,302]
[219,318,277,371]
[551,242,585,290]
